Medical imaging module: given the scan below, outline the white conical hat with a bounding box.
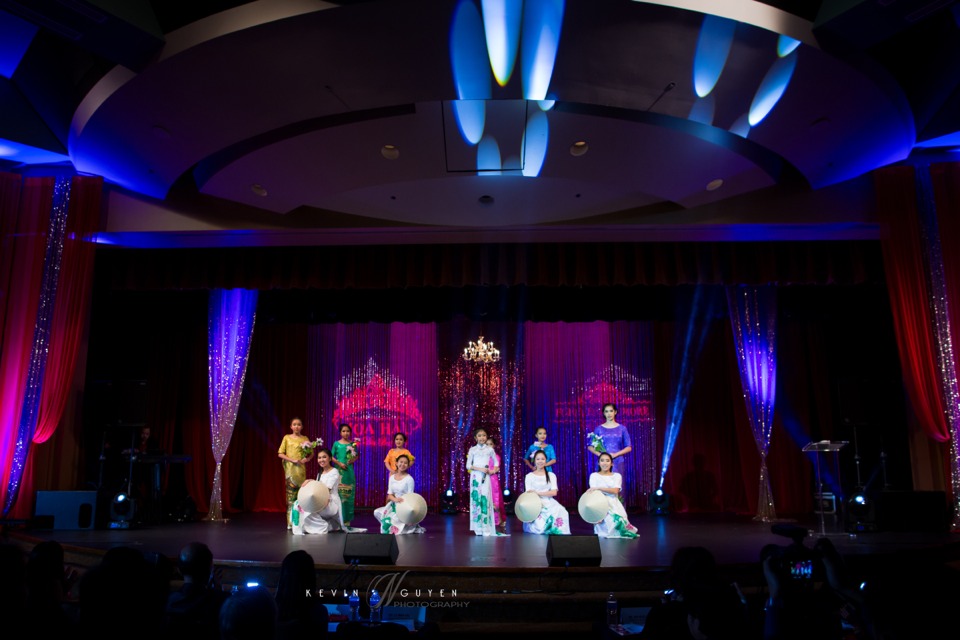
[297,480,330,513]
[396,492,428,525]
[578,490,609,524]
[515,490,543,523]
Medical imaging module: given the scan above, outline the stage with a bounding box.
[8,509,959,634]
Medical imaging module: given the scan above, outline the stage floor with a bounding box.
[15,509,958,569]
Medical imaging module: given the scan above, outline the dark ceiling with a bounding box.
[0,0,958,248]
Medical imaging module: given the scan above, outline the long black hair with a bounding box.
[532,450,556,486]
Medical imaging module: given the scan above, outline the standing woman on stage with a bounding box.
[331,423,359,527]
[277,418,314,530]
[523,450,570,535]
[588,403,632,479]
[291,449,342,535]
[486,437,507,534]
[373,455,425,534]
[589,452,639,538]
[466,427,497,536]
[384,432,415,474]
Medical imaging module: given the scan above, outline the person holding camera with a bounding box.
[761,532,864,640]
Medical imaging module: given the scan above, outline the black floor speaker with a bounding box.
[546,535,602,567]
[877,491,948,532]
[343,533,399,565]
[34,491,97,530]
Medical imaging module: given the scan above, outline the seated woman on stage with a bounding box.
[523,450,570,535]
[589,452,639,539]
[291,449,342,535]
[373,455,425,534]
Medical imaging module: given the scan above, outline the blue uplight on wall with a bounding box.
[777,34,800,58]
[693,15,736,98]
[520,0,564,101]
[451,0,493,101]
[915,131,960,148]
[748,52,797,127]
[477,135,502,174]
[0,138,70,166]
[482,0,523,87]
[537,98,556,111]
[688,93,716,126]
[453,100,487,145]
[521,108,548,177]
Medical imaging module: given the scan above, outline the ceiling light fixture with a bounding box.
[381,145,400,160]
[570,141,588,156]
[462,336,500,363]
[706,179,723,191]
[250,184,268,196]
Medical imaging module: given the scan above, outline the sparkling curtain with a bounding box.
[727,285,778,521]
[438,321,522,509]
[310,323,440,509]
[925,164,960,528]
[522,321,657,507]
[207,288,258,521]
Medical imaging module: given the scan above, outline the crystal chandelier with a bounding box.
[462,336,500,363]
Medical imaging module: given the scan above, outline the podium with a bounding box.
[802,440,848,536]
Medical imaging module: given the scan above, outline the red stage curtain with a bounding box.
[0,176,53,512]
[10,177,102,517]
[875,167,950,442]
[99,241,884,290]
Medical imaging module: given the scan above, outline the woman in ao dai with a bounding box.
[374,455,424,534]
[292,449,342,535]
[523,450,570,535]
[589,452,639,539]
[466,428,498,536]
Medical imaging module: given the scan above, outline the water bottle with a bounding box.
[369,589,382,624]
[348,591,360,621]
[606,592,618,625]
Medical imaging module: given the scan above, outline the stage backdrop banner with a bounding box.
[523,321,657,507]
[309,323,439,509]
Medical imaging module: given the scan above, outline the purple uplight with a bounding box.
[207,288,258,520]
[727,285,778,520]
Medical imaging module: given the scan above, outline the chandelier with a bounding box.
[462,336,500,363]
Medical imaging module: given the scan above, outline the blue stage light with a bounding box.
[477,135,502,174]
[482,0,523,87]
[521,108,548,177]
[693,15,735,98]
[520,0,564,101]
[748,53,797,127]
[451,0,492,101]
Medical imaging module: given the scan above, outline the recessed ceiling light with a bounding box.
[250,184,268,196]
[152,125,171,140]
[478,195,495,206]
[570,141,589,156]
[706,179,723,191]
[381,144,400,160]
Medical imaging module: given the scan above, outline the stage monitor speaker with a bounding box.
[343,534,399,565]
[877,491,948,533]
[34,491,97,530]
[546,535,602,567]
[843,494,877,533]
